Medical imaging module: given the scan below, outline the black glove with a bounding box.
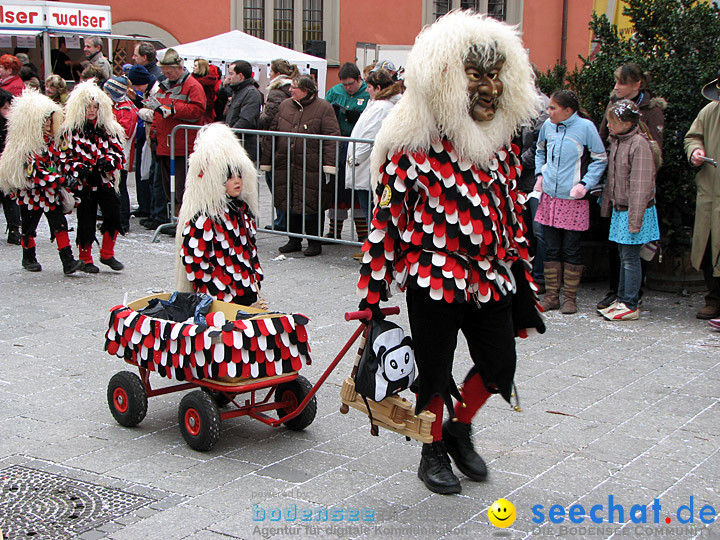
[99,159,116,173]
[331,103,342,115]
[358,298,385,324]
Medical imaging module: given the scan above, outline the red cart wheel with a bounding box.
[275,375,317,431]
[178,390,221,451]
[107,371,148,427]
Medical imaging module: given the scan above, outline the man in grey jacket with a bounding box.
[224,60,263,162]
[83,36,112,79]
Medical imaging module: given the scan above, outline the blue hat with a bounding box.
[103,76,128,102]
[128,64,154,86]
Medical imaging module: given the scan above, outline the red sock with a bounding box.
[79,245,93,264]
[427,395,445,442]
[454,373,492,424]
[55,230,70,250]
[100,231,117,260]
[21,236,35,249]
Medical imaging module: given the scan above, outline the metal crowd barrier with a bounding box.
[151,124,375,246]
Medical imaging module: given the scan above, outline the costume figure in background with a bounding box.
[0,90,83,274]
[175,123,263,307]
[54,81,127,273]
[357,11,544,494]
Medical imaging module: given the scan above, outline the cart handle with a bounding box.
[344,306,400,321]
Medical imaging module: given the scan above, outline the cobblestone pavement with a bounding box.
[0,182,718,540]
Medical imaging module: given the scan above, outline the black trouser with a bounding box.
[1,192,20,230]
[77,185,121,246]
[701,241,720,307]
[406,286,516,415]
[159,155,187,211]
[287,212,321,238]
[118,170,130,232]
[20,205,68,243]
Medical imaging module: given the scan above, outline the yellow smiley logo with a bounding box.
[488,498,516,528]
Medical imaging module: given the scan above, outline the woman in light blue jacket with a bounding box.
[534,90,607,314]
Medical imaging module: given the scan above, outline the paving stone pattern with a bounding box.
[0,181,718,539]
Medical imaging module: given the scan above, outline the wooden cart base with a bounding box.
[339,377,436,443]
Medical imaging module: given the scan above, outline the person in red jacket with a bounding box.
[191,58,218,125]
[145,49,205,221]
[104,76,139,233]
[0,55,25,97]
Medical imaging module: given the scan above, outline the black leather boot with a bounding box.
[442,420,487,481]
[100,257,124,271]
[417,441,461,494]
[303,240,322,257]
[278,238,302,253]
[58,247,83,275]
[7,227,21,245]
[22,247,42,272]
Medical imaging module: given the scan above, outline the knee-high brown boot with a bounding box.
[561,263,584,314]
[540,261,562,311]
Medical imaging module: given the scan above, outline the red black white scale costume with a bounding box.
[356,11,545,494]
[180,201,263,305]
[174,123,263,306]
[54,81,127,272]
[0,89,82,274]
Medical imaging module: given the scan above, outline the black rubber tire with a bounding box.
[202,388,233,408]
[178,390,221,451]
[275,375,317,431]
[107,371,148,427]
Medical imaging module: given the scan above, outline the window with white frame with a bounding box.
[425,0,520,25]
[238,0,339,64]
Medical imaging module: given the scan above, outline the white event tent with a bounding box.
[158,30,328,97]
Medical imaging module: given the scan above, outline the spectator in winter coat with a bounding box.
[259,58,299,231]
[151,49,206,217]
[0,55,25,97]
[132,41,163,82]
[83,36,112,80]
[534,90,607,314]
[260,75,340,257]
[104,76,139,233]
[224,60,263,162]
[192,58,219,125]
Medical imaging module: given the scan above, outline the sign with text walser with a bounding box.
[46,4,111,33]
[0,3,46,29]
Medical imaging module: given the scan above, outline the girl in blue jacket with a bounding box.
[534,90,607,314]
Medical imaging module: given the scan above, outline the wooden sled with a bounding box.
[340,377,436,443]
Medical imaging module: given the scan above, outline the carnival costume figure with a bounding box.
[356,11,545,494]
[54,80,127,273]
[0,89,83,274]
[174,123,263,307]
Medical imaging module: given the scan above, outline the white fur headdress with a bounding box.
[371,10,539,187]
[174,122,259,293]
[177,122,259,223]
[0,89,63,193]
[59,80,126,141]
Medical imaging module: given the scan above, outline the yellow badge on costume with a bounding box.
[379,184,392,207]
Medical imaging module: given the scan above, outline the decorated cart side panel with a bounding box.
[104,294,311,382]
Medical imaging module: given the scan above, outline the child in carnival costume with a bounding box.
[356,11,545,494]
[0,89,83,274]
[54,80,126,273]
[174,123,264,307]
